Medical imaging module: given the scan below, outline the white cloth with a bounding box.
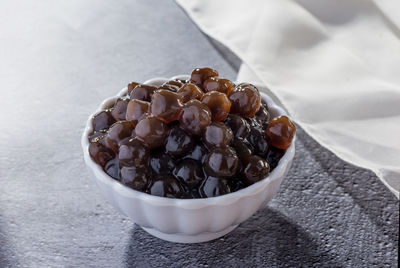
[176,0,400,198]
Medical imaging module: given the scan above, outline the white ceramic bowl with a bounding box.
[81,75,295,243]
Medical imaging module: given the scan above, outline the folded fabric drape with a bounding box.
[176,0,400,198]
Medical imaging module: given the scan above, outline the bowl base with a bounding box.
[141,224,238,243]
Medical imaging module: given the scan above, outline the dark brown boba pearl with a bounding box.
[229,178,245,192]
[229,83,261,118]
[266,116,296,150]
[106,121,135,153]
[177,83,203,103]
[151,90,183,123]
[173,159,204,189]
[158,80,184,92]
[104,158,120,180]
[118,138,149,167]
[246,117,262,129]
[242,155,270,185]
[201,91,231,122]
[190,67,219,89]
[92,110,116,132]
[135,115,167,149]
[185,143,208,163]
[247,127,269,157]
[125,99,150,127]
[165,126,194,158]
[203,77,234,95]
[149,150,175,175]
[149,176,183,198]
[179,99,212,136]
[129,84,157,102]
[267,147,286,170]
[120,166,148,191]
[89,138,115,167]
[232,138,253,158]
[127,82,140,95]
[255,105,270,129]
[205,146,239,178]
[199,176,231,198]
[203,122,233,148]
[88,131,107,143]
[224,114,250,139]
[111,98,129,121]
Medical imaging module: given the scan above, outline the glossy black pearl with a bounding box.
[149,150,175,175]
[267,147,286,170]
[246,117,262,129]
[203,122,233,149]
[120,166,148,191]
[255,105,270,129]
[224,114,250,138]
[242,155,270,185]
[204,146,239,178]
[104,158,120,180]
[247,128,269,157]
[199,176,231,198]
[149,176,183,198]
[185,143,208,163]
[232,137,253,158]
[229,178,245,192]
[173,159,204,189]
[118,138,149,167]
[165,126,194,158]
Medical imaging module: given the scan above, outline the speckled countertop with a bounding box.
[0,0,398,267]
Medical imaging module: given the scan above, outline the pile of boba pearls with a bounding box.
[88,67,296,198]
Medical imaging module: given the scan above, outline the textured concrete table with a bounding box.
[0,0,398,267]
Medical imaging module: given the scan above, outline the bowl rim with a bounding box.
[81,75,295,209]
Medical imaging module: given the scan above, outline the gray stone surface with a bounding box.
[0,0,398,267]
